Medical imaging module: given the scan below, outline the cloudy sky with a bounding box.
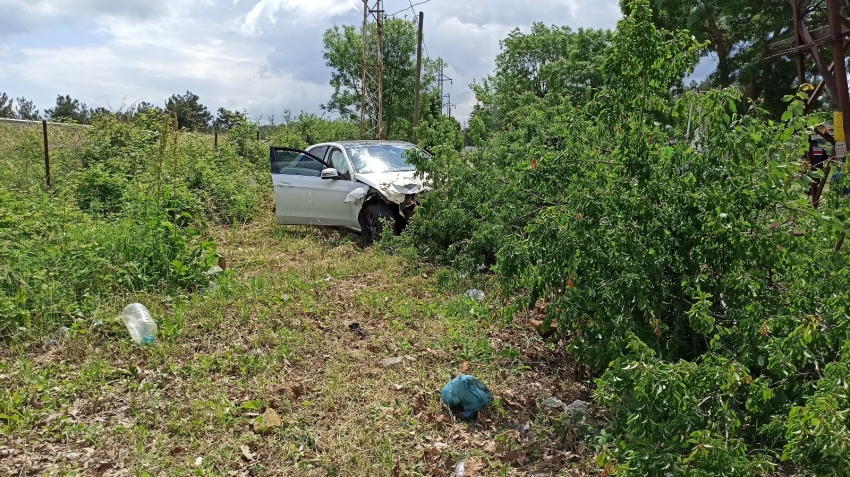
[0,0,657,123]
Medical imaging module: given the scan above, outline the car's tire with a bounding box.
[360,203,395,244]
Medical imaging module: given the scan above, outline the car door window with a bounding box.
[328,148,350,180]
[308,146,329,162]
[270,148,328,177]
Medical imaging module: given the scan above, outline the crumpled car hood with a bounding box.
[353,171,430,204]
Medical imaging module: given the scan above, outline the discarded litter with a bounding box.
[380,357,404,367]
[348,322,367,338]
[119,303,157,344]
[455,460,466,477]
[466,289,486,301]
[205,265,224,277]
[441,374,494,420]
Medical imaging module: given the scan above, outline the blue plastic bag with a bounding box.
[441,374,494,420]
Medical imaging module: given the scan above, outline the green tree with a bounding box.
[649,0,800,116]
[403,0,850,473]
[91,107,113,119]
[469,24,612,135]
[165,91,212,131]
[213,107,247,130]
[0,93,14,119]
[15,97,39,120]
[45,94,90,123]
[322,17,441,141]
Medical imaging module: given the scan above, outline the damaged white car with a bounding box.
[270,141,430,242]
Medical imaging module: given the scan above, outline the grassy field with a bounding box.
[0,210,593,476]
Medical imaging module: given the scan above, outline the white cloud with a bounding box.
[240,0,357,34]
[2,0,626,123]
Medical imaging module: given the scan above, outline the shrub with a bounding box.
[0,188,216,336]
[402,0,850,474]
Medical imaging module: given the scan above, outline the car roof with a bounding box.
[310,140,414,148]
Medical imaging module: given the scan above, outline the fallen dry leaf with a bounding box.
[411,394,427,413]
[460,361,470,373]
[240,445,254,462]
[424,446,441,462]
[463,457,486,476]
[291,383,310,398]
[504,449,527,465]
[253,408,283,435]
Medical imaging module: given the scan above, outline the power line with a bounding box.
[388,0,432,59]
[387,0,431,18]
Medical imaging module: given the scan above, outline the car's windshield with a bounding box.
[345,144,418,174]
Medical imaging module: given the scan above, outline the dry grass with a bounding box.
[0,213,595,476]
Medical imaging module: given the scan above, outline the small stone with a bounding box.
[565,399,588,416]
[380,357,404,367]
[542,397,567,411]
[65,452,81,461]
[253,408,283,435]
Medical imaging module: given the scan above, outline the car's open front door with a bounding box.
[270,147,357,226]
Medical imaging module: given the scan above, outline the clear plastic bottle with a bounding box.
[119,303,157,344]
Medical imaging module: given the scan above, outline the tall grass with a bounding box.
[0,112,269,338]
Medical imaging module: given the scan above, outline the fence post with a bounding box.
[214,130,218,151]
[256,130,260,141]
[42,120,51,188]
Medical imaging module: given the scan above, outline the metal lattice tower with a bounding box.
[768,0,850,207]
[360,0,384,139]
[436,59,452,116]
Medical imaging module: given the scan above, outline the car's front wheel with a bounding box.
[360,203,395,244]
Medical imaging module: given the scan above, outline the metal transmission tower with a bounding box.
[443,94,456,118]
[436,59,452,116]
[767,0,850,207]
[360,0,384,139]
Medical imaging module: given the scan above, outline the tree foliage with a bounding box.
[322,17,441,141]
[46,94,90,124]
[15,97,40,121]
[649,0,809,117]
[165,91,213,132]
[471,24,612,132]
[0,94,14,119]
[214,107,247,131]
[402,0,850,474]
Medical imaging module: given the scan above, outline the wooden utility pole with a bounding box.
[413,11,424,144]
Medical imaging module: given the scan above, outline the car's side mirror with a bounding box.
[321,168,341,180]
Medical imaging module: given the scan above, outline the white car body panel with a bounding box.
[273,141,430,232]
